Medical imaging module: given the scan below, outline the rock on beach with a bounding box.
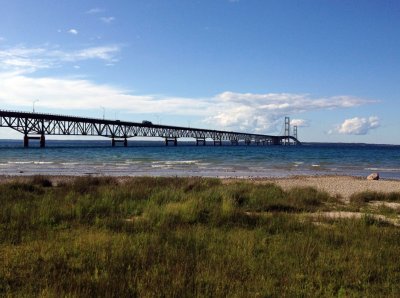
[367,173,380,180]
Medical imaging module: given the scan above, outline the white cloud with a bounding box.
[291,119,309,127]
[0,70,376,133]
[68,29,78,35]
[0,45,120,72]
[204,92,375,132]
[0,73,208,116]
[0,47,50,72]
[337,117,380,135]
[86,8,104,14]
[0,45,377,134]
[100,17,115,24]
[69,46,119,61]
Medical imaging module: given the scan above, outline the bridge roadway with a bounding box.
[0,110,300,147]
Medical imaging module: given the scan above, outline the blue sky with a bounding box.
[0,0,399,143]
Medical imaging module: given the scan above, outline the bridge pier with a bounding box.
[213,139,222,146]
[112,137,128,147]
[231,139,239,146]
[165,137,177,146]
[272,137,281,146]
[245,139,251,146]
[23,134,45,148]
[196,138,206,146]
[24,134,29,148]
[40,134,45,148]
[262,140,272,146]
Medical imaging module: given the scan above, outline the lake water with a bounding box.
[0,140,399,179]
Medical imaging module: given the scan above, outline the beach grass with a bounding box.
[1,176,400,297]
[350,190,400,204]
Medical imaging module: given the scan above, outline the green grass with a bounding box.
[350,191,400,205]
[1,176,400,297]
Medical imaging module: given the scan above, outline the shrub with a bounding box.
[30,175,53,187]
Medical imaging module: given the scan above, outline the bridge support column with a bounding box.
[24,134,29,148]
[231,139,239,146]
[272,137,281,145]
[196,138,206,146]
[263,140,271,146]
[23,134,44,148]
[165,137,178,146]
[40,134,45,148]
[112,138,128,147]
[213,139,222,146]
[245,139,251,146]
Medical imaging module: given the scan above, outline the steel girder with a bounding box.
[0,110,301,145]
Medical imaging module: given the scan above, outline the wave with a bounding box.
[164,160,199,165]
[365,167,400,172]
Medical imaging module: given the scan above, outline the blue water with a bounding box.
[0,140,399,179]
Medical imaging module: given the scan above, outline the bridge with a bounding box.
[0,110,300,147]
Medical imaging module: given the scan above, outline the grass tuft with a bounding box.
[351,191,400,205]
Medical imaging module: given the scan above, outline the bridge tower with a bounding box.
[293,125,298,141]
[284,116,290,145]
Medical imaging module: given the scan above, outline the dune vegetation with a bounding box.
[1,176,400,297]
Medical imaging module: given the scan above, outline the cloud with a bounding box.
[0,45,377,133]
[100,17,115,24]
[203,92,375,132]
[0,73,208,116]
[0,45,120,72]
[290,119,309,127]
[337,117,380,135]
[86,8,105,14]
[0,72,376,134]
[0,47,51,72]
[63,46,120,61]
[68,29,78,35]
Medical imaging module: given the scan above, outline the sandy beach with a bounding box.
[254,175,400,200]
[1,174,399,200]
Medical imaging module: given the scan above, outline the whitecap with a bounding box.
[165,160,199,165]
[365,167,400,172]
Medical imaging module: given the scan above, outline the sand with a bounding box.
[1,174,399,200]
[225,175,400,200]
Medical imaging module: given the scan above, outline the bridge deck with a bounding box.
[0,110,300,147]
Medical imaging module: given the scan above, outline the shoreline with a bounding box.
[1,174,399,200]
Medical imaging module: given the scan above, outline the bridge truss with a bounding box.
[0,110,300,147]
